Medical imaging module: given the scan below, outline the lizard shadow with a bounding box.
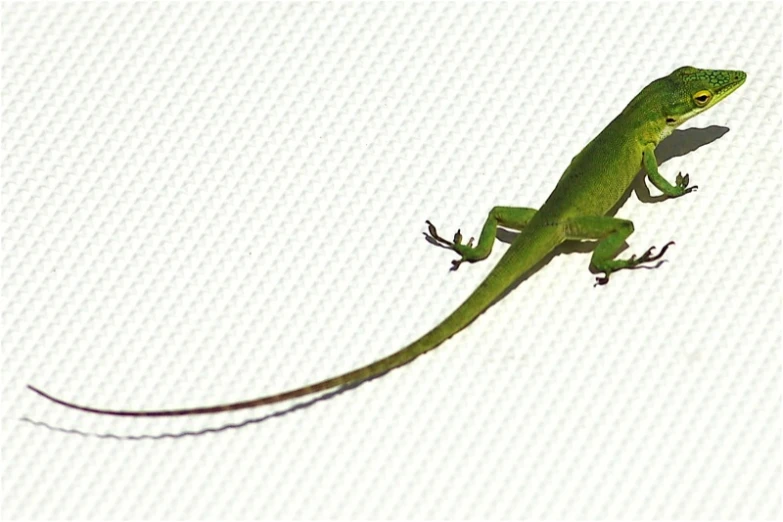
[20,383,364,440]
[22,126,729,440]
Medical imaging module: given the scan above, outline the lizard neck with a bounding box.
[615,85,679,147]
[611,106,671,147]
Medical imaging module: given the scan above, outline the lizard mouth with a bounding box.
[717,71,747,98]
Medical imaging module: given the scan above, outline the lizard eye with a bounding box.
[693,90,712,106]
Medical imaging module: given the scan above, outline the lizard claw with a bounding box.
[425,220,475,271]
[676,172,689,187]
[424,220,455,248]
[675,172,698,197]
[637,240,675,264]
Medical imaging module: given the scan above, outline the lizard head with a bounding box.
[661,66,747,129]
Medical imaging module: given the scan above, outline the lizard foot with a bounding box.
[676,172,698,196]
[424,220,456,248]
[630,240,675,266]
[424,220,474,270]
[594,241,675,286]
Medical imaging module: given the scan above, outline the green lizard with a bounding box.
[28,66,746,417]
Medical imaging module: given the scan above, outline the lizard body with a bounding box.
[29,66,746,417]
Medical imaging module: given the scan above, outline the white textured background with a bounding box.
[2,2,780,520]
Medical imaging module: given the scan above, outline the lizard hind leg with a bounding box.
[563,215,675,285]
[425,206,538,270]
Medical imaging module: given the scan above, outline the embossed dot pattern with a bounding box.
[3,3,780,520]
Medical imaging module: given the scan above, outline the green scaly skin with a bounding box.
[28,66,746,417]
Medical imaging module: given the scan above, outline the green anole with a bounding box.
[28,66,746,417]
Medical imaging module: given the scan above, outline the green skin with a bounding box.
[28,66,746,417]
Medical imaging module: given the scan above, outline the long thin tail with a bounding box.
[27,236,554,417]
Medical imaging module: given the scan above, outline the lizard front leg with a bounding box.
[564,215,674,285]
[425,206,537,270]
[643,144,698,198]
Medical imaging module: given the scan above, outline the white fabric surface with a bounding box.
[3,2,780,519]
